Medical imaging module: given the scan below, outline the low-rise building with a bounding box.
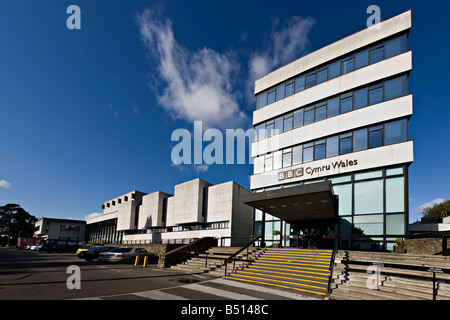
[409,216,450,234]
[34,217,86,242]
[86,179,253,246]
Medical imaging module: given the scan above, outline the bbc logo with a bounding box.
[278,168,304,181]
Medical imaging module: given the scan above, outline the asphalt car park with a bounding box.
[0,247,322,304]
[0,247,204,300]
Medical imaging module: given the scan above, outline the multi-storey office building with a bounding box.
[246,11,413,251]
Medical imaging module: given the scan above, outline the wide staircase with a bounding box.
[329,250,450,300]
[225,248,333,297]
[169,246,259,277]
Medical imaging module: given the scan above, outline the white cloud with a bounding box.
[0,180,11,189]
[193,164,209,173]
[84,212,103,221]
[247,16,316,102]
[415,198,445,213]
[137,9,247,130]
[170,163,209,174]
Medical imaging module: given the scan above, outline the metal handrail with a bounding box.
[223,236,262,277]
[327,236,339,293]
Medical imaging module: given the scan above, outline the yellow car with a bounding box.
[76,246,90,257]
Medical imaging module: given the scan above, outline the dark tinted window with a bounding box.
[384,76,406,101]
[385,34,406,59]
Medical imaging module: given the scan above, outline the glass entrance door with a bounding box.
[288,219,336,249]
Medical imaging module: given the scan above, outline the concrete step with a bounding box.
[226,273,328,297]
[233,269,329,288]
[241,263,329,278]
[226,248,333,297]
[168,245,260,277]
[250,259,330,272]
[330,250,450,300]
[333,273,434,300]
[331,277,432,300]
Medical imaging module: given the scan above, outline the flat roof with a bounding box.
[243,181,336,222]
[37,217,86,224]
[254,10,412,94]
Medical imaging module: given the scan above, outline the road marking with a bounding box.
[134,290,188,300]
[98,265,122,272]
[187,273,206,279]
[213,278,321,300]
[182,282,262,300]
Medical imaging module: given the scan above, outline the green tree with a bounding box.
[0,204,36,246]
[422,199,450,219]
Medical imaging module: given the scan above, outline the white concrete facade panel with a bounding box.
[173,179,211,225]
[206,181,234,222]
[250,141,414,190]
[139,191,171,229]
[116,201,137,231]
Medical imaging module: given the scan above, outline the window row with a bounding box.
[254,119,407,174]
[146,221,230,233]
[255,75,407,141]
[256,33,407,110]
[60,225,81,232]
[102,193,135,209]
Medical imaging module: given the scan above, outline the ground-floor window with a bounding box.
[86,218,123,244]
[253,165,408,251]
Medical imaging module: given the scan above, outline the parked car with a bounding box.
[76,246,90,257]
[79,246,115,261]
[98,247,149,263]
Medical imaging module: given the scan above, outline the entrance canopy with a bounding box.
[244,181,337,223]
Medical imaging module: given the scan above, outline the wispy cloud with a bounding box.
[415,198,445,213]
[247,16,316,101]
[193,164,209,173]
[0,180,11,189]
[84,212,102,221]
[137,9,247,130]
[108,104,119,118]
[137,10,316,122]
[171,163,209,174]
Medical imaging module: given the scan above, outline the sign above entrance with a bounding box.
[278,158,359,181]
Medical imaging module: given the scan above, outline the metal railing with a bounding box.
[223,236,262,277]
[170,236,262,274]
[186,236,263,276]
[338,258,450,300]
[121,238,199,246]
[327,237,339,293]
[216,236,261,247]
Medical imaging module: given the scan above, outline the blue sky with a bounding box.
[0,0,449,224]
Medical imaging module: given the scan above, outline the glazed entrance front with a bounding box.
[245,181,338,249]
